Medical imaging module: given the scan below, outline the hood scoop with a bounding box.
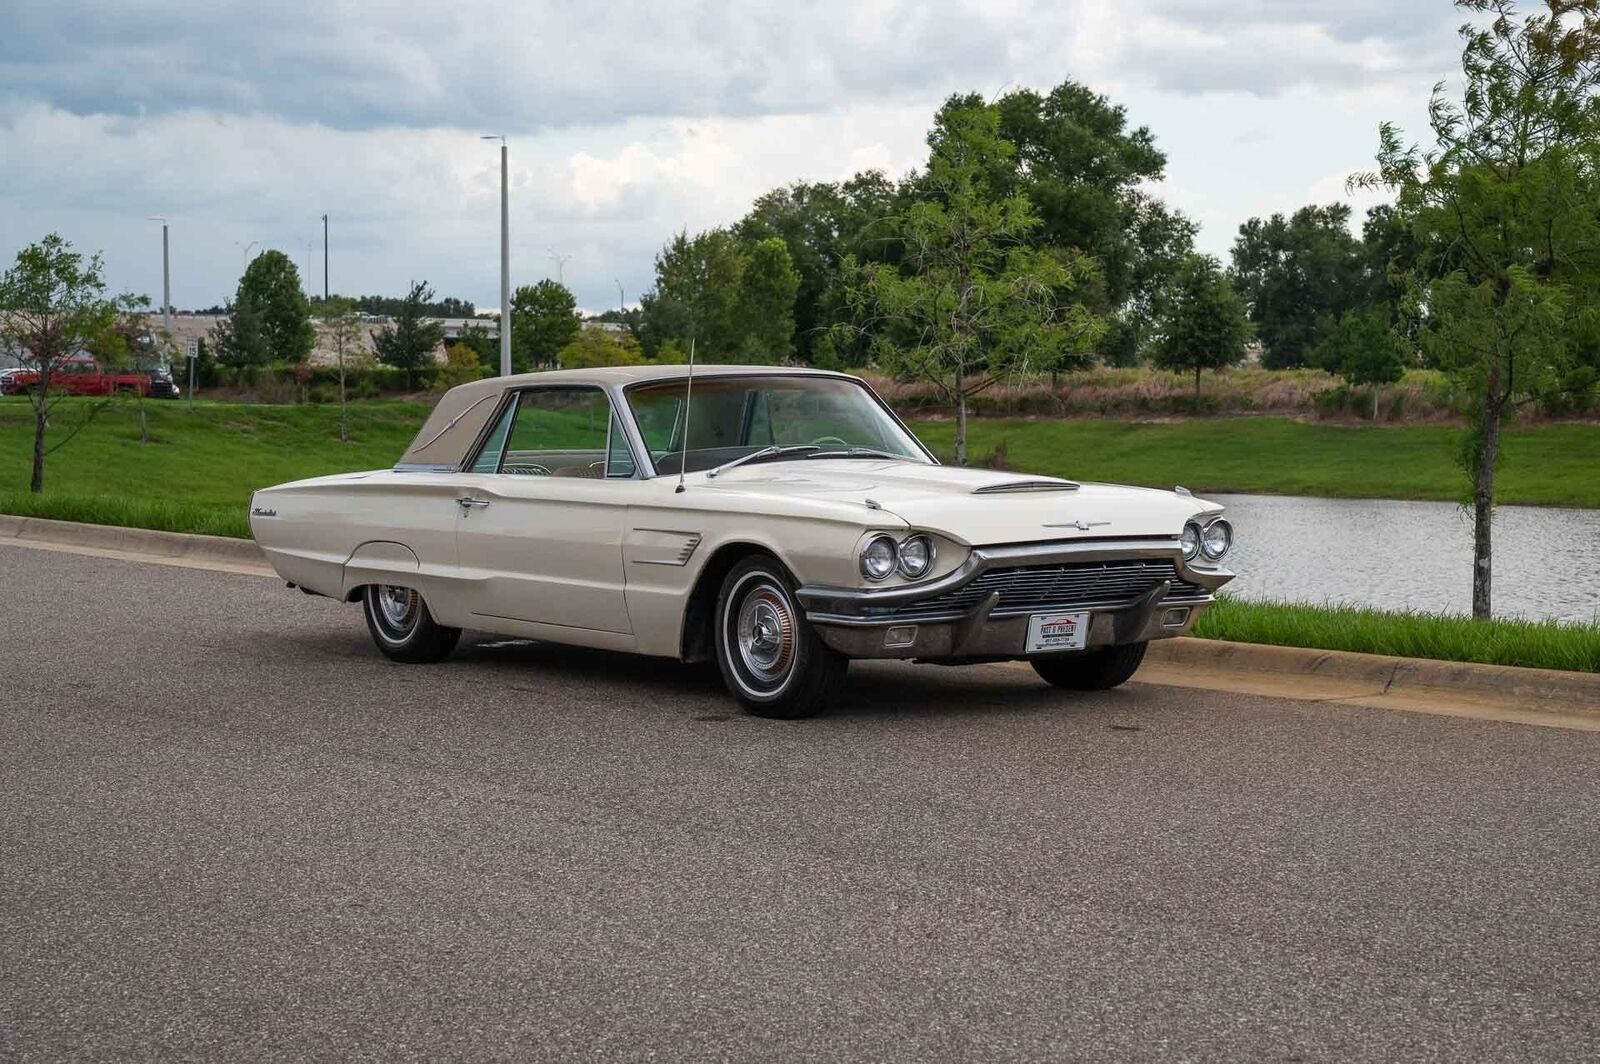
[972,478,1080,494]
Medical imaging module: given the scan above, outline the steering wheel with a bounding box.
[809,435,848,447]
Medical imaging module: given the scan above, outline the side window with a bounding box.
[630,391,682,456]
[499,387,632,479]
[606,413,636,479]
[469,398,517,473]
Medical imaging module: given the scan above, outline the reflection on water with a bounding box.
[1211,494,1600,624]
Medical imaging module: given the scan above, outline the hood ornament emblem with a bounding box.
[1044,520,1109,531]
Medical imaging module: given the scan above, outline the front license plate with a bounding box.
[1026,611,1090,653]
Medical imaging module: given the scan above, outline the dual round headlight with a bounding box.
[859,534,936,581]
[1183,517,1233,562]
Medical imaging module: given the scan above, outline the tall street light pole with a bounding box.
[482,135,511,376]
[146,217,172,339]
[149,216,187,406]
[322,214,329,302]
[615,279,624,315]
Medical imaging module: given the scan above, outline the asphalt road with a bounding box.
[2,546,1598,1063]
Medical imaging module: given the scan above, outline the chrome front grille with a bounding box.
[876,560,1210,622]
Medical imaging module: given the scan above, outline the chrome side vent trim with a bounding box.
[629,528,704,567]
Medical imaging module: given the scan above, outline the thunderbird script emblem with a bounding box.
[1044,520,1110,531]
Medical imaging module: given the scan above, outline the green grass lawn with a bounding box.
[0,398,427,538]
[1195,597,1600,674]
[907,416,1600,508]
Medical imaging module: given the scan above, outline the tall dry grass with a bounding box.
[866,367,1466,422]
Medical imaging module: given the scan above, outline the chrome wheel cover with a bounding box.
[730,578,797,692]
[374,584,419,636]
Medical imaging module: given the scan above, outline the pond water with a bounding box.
[1211,493,1600,624]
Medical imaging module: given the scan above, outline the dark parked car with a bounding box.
[147,368,181,398]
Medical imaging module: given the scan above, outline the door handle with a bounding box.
[457,496,490,510]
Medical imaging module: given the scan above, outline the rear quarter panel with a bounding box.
[250,471,464,619]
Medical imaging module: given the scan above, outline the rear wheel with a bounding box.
[714,557,848,719]
[362,584,461,663]
[1030,641,1148,691]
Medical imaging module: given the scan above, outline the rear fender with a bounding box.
[341,540,421,601]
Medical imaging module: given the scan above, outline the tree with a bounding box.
[437,342,488,389]
[557,327,646,368]
[844,102,1105,463]
[0,234,136,492]
[1311,310,1408,418]
[453,321,499,374]
[209,295,268,366]
[734,172,904,362]
[1229,204,1368,368]
[88,300,157,444]
[223,250,313,365]
[1361,204,1424,322]
[734,237,800,362]
[736,80,1192,367]
[509,279,580,372]
[989,81,1198,352]
[1358,0,1600,619]
[638,228,803,363]
[371,280,445,390]
[638,230,743,360]
[320,297,365,442]
[1150,255,1251,402]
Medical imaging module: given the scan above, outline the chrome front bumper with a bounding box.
[796,537,1234,661]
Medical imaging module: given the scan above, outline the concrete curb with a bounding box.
[0,514,265,568]
[1147,637,1600,713]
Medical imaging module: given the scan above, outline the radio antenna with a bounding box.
[675,335,696,494]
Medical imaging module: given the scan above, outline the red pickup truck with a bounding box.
[0,356,154,397]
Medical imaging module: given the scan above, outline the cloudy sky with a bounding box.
[0,1,1468,314]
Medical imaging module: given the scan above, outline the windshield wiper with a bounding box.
[705,444,820,478]
[806,447,908,461]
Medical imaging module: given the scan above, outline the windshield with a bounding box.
[626,375,929,476]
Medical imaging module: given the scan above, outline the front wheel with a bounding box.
[362,584,461,664]
[714,558,848,719]
[1030,641,1148,691]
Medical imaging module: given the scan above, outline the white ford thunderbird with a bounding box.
[250,366,1235,717]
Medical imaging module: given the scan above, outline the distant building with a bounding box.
[434,318,499,341]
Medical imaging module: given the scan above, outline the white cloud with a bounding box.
[0,0,1462,310]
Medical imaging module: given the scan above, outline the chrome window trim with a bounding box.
[616,371,938,479]
[456,390,520,473]
[460,383,648,480]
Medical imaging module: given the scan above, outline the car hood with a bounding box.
[698,459,1218,545]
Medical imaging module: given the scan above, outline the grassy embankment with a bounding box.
[3,397,1597,671]
[0,399,426,538]
[907,416,1600,508]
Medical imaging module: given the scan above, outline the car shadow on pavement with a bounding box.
[831,660,1099,720]
[454,633,726,688]
[456,636,1099,721]
[261,624,1114,722]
